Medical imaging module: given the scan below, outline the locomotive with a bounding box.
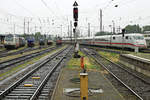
[27,37,35,47]
[39,38,45,45]
[47,39,53,45]
[4,34,26,49]
[56,37,62,45]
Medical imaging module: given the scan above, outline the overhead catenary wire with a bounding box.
[102,0,114,10]
[14,0,36,17]
[40,0,69,35]
[100,0,145,29]
[40,0,65,21]
[114,0,138,8]
[40,0,55,16]
[15,0,44,26]
[13,0,53,34]
[0,0,40,34]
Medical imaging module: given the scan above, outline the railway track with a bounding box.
[0,46,72,100]
[0,46,60,70]
[81,47,150,100]
[0,50,9,55]
[0,46,48,58]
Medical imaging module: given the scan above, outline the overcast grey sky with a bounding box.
[0,0,150,36]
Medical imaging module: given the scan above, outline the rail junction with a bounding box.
[0,41,149,100]
[0,1,150,100]
[0,46,73,100]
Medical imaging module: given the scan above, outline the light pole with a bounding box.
[13,24,15,34]
[24,18,26,35]
[73,1,79,58]
[100,9,102,32]
[109,25,112,45]
[122,29,125,54]
[60,25,62,37]
[112,20,115,34]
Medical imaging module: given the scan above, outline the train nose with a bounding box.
[144,42,147,48]
[135,41,147,48]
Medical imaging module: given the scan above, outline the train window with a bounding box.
[125,36,128,39]
[133,36,144,40]
[113,37,115,40]
[5,35,13,41]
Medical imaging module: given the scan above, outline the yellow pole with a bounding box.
[80,73,88,100]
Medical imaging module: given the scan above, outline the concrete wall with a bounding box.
[119,55,150,77]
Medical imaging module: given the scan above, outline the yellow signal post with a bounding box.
[24,84,33,87]
[32,77,40,79]
[80,73,88,100]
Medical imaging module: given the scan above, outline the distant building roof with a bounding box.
[0,34,6,37]
[144,31,150,34]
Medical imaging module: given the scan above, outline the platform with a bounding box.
[51,68,125,100]
[120,54,150,76]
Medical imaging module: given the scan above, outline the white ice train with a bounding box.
[143,33,150,47]
[63,33,147,50]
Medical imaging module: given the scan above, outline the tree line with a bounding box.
[95,25,150,36]
[21,32,54,41]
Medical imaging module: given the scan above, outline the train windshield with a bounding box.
[5,35,13,41]
[133,36,144,40]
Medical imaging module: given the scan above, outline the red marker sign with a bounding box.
[81,57,84,69]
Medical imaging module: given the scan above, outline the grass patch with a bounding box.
[78,51,86,56]
[98,51,119,62]
[0,48,5,51]
[0,61,34,80]
[0,45,67,80]
[97,47,150,61]
[7,46,27,53]
[0,46,54,62]
[67,50,100,70]
[130,52,150,60]
[67,55,90,68]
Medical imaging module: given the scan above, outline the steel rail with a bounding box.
[0,46,70,99]
[0,46,40,58]
[0,46,59,70]
[91,49,150,84]
[30,47,72,100]
[82,48,143,100]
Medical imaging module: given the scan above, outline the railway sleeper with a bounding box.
[7,94,33,96]
[14,89,35,91]
[16,87,37,89]
[11,91,35,94]
[1,47,71,100]
[4,96,30,99]
[38,96,49,100]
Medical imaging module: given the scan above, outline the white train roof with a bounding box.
[62,33,144,40]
